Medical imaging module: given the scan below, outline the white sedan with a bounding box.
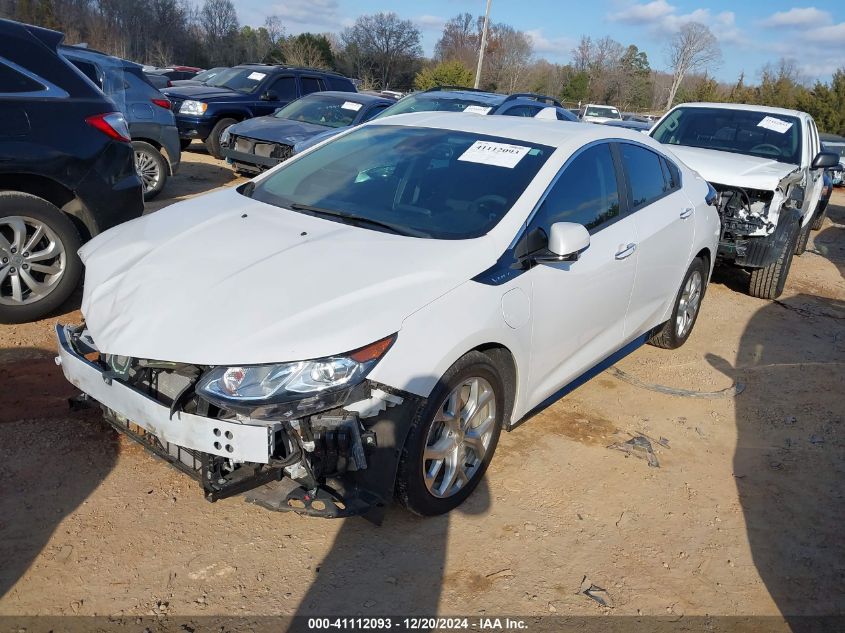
[57,113,720,519]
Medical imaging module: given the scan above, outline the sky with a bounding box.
[233,1,845,84]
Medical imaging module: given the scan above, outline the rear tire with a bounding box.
[205,117,237,159]
[396,351,505,516]
[648,257,708,350]
[133,141,168,201]
[0,192,82,323]
[749,214,800,299]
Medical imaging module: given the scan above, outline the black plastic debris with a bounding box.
[579,575,614,608]
[609,435,660,468]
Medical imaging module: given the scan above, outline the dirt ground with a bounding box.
[1,147,843,628]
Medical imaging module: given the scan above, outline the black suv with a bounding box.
[0,19,144,322]
[163,64,356,158]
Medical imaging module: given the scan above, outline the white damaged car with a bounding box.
[651,103,840,299]
[57,113,719,519]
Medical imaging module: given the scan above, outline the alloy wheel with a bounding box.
[675,269,703,339]
[134,148,162,193]
[0,215,66,305]
[422,376,497,498]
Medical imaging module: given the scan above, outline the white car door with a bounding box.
[805,118,824,219]
[524,142,638,407]
[618,142,695,336]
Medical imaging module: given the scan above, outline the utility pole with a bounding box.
[474,0,492,89]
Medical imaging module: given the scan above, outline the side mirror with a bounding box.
[812,151,840,169]
[261,90,279,101]
[539,222,590,262]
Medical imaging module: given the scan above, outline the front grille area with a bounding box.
[231,135,293,163]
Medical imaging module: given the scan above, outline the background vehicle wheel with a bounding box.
[748,214,800,300]
[179,138,192,151]
[0,192,82,323]
[205,117,237,159]
[648,257,708,350]
[133,141,168,201]
[811,206,827,231]
[397,351,505,516]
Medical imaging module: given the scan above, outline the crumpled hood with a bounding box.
[668,145,798,191]
[79,188,494,365]
[229,116,328,144]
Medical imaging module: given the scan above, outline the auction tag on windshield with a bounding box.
[458,140,531,168]
[463,105,493,115]
[757,116,793,134]
[247,72,266,81]
[341,101,362,111]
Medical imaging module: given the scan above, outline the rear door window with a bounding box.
[301,76,323,95]
[619,143,670,208]
[501,104,542,118]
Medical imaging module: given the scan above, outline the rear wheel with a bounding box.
[749,215,800,299]
[133,141,168,201]
[205,117,237,159]
[648,257,707,350]
[396,351,504,516]
[0,192,82,323]
[811,205,827,231]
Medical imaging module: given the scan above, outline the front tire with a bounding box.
[748,214,800,300]
[205,117,237,159]
[648,257,708,350]
[133,141,168,201]
[396,351,505,516]
[0,192,82,323]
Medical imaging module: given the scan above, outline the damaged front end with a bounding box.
[56,324,420,522]
[711,173,803,268]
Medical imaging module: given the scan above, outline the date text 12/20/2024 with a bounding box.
[307,617,529,630]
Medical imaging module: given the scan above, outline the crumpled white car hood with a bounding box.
[79,188,493,365]
[668,145,798,191]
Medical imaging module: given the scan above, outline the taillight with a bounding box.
[151,97,171,110]
[166,80,173,87]
[85,112,131,142]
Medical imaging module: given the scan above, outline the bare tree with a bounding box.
[263,15,285,48]
[434,12,477,68]
[480,23,532,92]
[200,0,238,63]
[341,12,422,89]
[665,22,721,108]
[282,36,330,69]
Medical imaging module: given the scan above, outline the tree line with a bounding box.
[2,0,844,134]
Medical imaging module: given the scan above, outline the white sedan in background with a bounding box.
[57,113,720,520]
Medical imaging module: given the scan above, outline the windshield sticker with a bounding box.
[458,140,531,168]
[247,72,266,81]
[463,105,493,115]
[757,116,793,134]
[341,101,363,111]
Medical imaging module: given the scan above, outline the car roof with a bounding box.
[374,111,666,153]
[418,90,506,105]
[232,63,347,77]
[672,101,810,119]
[305,90,390,105]
[59,44,142,70]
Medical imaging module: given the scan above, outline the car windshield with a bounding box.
[375,93,499,118]
[274,94,362,128]
[209,68,266,92]
[652,106,803,164]
[586,106,620,119]
[825,142,845,159]
[248,125,553,239]
[194,67,226,82]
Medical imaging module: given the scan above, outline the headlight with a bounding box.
[196,334,395,419]
[179,100,208,115]
[219,125,234,146]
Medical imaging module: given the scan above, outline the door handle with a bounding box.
[615,243,637,260]
[680,207,694,219]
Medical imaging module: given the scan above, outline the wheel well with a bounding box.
[473,343,517,428]
[0,174,92,241]
[695,247,711,271]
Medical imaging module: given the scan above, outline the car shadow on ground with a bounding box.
[288,478,490,629]
[0,347,118,599]
[709,200,844,631]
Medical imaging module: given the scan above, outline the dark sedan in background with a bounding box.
[221,91,393,174]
